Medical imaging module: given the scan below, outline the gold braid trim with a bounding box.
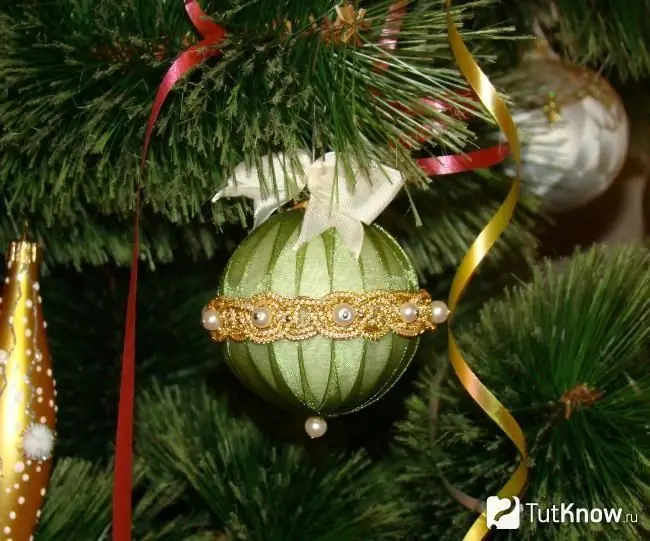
[206,290,437,343]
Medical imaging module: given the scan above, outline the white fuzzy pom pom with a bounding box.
[22,423,55,460]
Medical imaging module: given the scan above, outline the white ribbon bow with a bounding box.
[212,151,405,259]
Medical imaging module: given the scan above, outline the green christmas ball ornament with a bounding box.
[204,151,449,436]
[203,210,447,436]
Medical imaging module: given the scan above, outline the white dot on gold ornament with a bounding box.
[36,510,41,518]
[48,400,54,407]
[23,423,55,461]
[38,296,42,304]
[36,466,42,472]
[9,511,16,520]
[26,460,32,466]
[22,473,29,481]
[33,282,40,291]
[23,316,28,324]
[5,277,10,283]
[430,300,450,324]
[333,304,355,326]
[251,307,272,329]
[305,416,328,439]
[47,369,52,376]
[54,406,59,412]
[37,397,43,403]
[36,387,43,395]
[399,303,419,323]
[201,306,221,331]
[40,416,47,423]
[14,461,25,473]
[40,488,46,496]
[36,365,42,372]
[26,299,33,308]
[26,349,32,356]
[3,526,10,534]
[18,497,25,505]
[5,488,11,493]
[25,328,32,337]
[13,483,19,489]
[44,321,47,328]
[35,351,42,361]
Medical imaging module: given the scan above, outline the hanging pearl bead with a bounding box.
[430,300,450,324]
[399,302,419,323]
[251,307,272,328]
[305,416,328,439]
[201,306,221,331]
[333,303,355,326]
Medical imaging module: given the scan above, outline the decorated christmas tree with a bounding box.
[1,1,648,540]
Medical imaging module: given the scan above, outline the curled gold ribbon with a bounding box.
[445,3,528,540]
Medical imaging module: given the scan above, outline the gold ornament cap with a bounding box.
[7,239,41,266]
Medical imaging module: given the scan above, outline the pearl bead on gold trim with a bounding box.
[430,300,450,324]
[201,306,221,331]
[251,307,272,328]
[399,302,419,323]
[333,303,355,326]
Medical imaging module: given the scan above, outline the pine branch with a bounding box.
[37,458,203,540]
[531,0,650,80]
[392,245,650,540]
[0,0,517,268]
[38,262,222,460]
[136,383,408,541]
[0,165,540,270]
[378,169,540,281]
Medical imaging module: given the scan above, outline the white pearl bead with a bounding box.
[251,307,272,328]
[430,300,450,324]
[305,416,328,439]
[333,304,355,326]
[201,307,220,331]
[399,302,419,323]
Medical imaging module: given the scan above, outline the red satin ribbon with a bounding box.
[112,3,509,539]
[417,144,509,175]
[112,2,226,540]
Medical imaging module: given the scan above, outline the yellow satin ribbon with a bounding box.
[445,3,528,540]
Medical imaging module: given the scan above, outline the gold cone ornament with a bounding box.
[0,235,56,540]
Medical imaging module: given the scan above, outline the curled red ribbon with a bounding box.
[112,3,226,541]
[113,3,510,539]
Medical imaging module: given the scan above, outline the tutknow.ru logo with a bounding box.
[486,496,638,530]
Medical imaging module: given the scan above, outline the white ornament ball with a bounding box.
[504,47,629,213]
[22,423,55,460]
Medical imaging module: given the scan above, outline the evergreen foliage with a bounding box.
[38,458,203,540]
[136,383,408,541]
[0,0,514,266]
[41,261,223,460]
[394,245,650,540]
[534,0,650,80]
[0,0,648,539]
